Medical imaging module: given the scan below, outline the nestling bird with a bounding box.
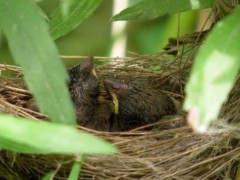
[68,57,113,131]
[103,78,176,131]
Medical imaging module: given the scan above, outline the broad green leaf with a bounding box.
[0,0,76,125]
[184,7,240,132]
[113,0,214,21]
[50,0,102,40]
[0,115,118,154]
[68,162,81,180]
[0,136,46,154]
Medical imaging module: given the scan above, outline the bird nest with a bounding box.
[1,31,240,179]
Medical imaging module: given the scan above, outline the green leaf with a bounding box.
[0,0,76,125]
[184,7,240,132]
[41,171,55,180]
[50,0,102,40]
[0,115,118,154]
[68,162,81,180]
[60,0,71,18]
[113,0,214,21]
[0,136,46,154]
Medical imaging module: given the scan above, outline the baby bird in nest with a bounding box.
[68,57,113,131]
[103,78,176,131]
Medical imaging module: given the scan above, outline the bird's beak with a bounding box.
[91,67,98,79]
[103,79,119,114]
[111,93,119,114]
[80,57,98,79]
[88,56,98,79]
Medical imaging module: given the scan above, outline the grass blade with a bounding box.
[0,0,76,125]
[113,0,214,21]
[50,0,102,40]
[0,115,118,155]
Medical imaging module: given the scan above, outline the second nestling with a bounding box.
[103,78,176,131]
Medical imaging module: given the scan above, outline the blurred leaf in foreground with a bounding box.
[0,0,76,125]
[0,115,118,155]
[113,0,214,21]
[68,162,81,180]
[42,171,55,180]
[184,7,240,133]
[50,0,102,40]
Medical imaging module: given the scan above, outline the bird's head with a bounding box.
[68,57,100,98]
[103,79,130,114]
